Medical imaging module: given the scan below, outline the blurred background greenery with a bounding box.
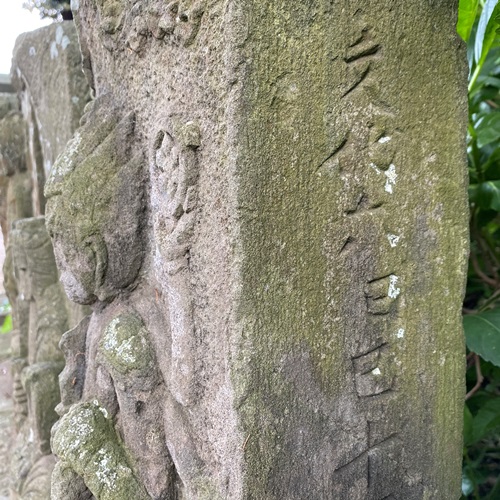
[459,0,500,497]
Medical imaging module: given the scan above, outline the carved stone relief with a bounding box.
[152,121,201,407]
[8,217,67,500]
[44,79,223,496]
[0,24,91,499]
[45,95,187,499]
[45,94,146,305]
[91,0,205,54]
[5,1,464,498]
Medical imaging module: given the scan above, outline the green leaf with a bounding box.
[478,75,500,88]
[475,112,500,147]
[475,0,500,66]
[464,310,500,366]
[482,145,500,179]
[477,208,498,228]
[477,181,500,210]
[0,314,12,335]
[485,475,500,499]
[464,405,475,446]
[469,183,479,204]
[458,0,480,42]
[472,398,500,442]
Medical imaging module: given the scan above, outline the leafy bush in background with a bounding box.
[0,299,11,335]
[0,315,12,335]
[459,0,500,497]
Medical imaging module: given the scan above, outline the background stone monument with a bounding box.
[0,22,89,499]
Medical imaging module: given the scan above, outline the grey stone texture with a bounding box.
[7,216,66,500]
[11,22,90,216]
[0,24,89,500]
[40,0,469,499]
[0,336,13,500]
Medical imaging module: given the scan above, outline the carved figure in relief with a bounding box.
[92,0,205,53]
[45,95,206,499]
[152,121,201,407]
[45,93,146,305]
[51,400,150,500]
[8,217,67,500]
[0,110,32,325]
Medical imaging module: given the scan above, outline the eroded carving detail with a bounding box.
[56,316,90,416]
[364,274,401,315]
[341,26,380,98]
[45,96,166,498]
[45,94,146,305]
[152,121,201,407]
[352,344,395,397]
[51,401,150,500]
[45,95,209,498]
[323,11,405,497]
[93,0,205,53]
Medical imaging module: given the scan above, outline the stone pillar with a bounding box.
[8,22,91,329]
[0,24,90,500]
[8,217,66,500]
[47,1,468,498]
[227,2,468,499]
[11,21,90,217]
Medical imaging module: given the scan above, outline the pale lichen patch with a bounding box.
[385,164,397,194]
[94,448,118,490]
[388,275,401,299]
[387,234,401,247]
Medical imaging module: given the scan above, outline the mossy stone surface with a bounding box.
[99,313,155,376]
[52,401,150,500]
[230,1,468,498]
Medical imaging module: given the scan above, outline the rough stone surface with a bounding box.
[11,22,90,201]
[0,27,89,500]
[230,3,468,498]
[8,217,66,500]
[40,1,469,499]
[0,337,13,499]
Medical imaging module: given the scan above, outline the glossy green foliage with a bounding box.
[465,311,500,365]
[460,1,500,497]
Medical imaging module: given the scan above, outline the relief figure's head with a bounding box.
[44,94,146,305]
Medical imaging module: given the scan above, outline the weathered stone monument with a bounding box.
[37,0,470,499]
[0,1,468,498]
[0,23,90,499]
